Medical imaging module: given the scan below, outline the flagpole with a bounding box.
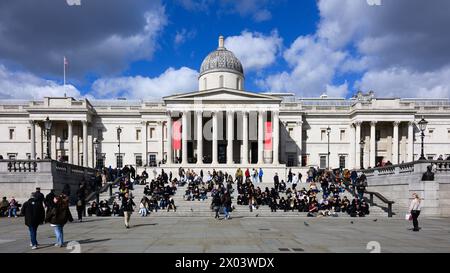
[63,56,66,97]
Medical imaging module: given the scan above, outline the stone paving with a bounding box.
[1,215,450,253]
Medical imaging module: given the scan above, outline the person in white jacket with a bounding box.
[409,193,422,231]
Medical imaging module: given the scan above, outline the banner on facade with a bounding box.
[173,119,182,150]
[264,121,272,150]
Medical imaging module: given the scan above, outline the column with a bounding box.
[242,111,249,164]
[273,111,279,164]
[227,111,234,165]
[370,121,377,168]
[212,111,218,164]
[349,123,355,169]
[392,121,399,164]
[167,112,173,164]
[355,122,361,169]
[67,120,73,164]
[51,127,57,159]
[182,111,188,164]
[159,121,164,164]
[257,110,264,164]
[408,121,414,162]
[142,121,148,166]
[82,121,88,167]
[196,111,203,165]
[30,121,36,160]
[297,121,303,166]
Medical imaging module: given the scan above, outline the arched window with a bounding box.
[203,77,207,90]
[219,75,224,88]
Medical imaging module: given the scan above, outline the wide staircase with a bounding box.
[77,178,393,218]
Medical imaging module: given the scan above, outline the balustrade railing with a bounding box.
[359,160,449,178]
[4,160,38,172]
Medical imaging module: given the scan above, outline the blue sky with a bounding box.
[1,0,450,100]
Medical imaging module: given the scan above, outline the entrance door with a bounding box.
[251,142,258,164]
[218,144,226,163]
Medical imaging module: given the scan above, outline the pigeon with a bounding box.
[304,222,309,227]
[350,221,354,224]
[190,208,193,212]
[373,219,377,222]
[256,214,259,217]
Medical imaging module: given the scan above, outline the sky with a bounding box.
[1,0,450,100]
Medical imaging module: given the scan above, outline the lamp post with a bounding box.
[94,138,100,169]
[418,117,428,160]
[327,126,331,169]
[117,127,122,168]
[44,117,52,159]
[360,139,365,169]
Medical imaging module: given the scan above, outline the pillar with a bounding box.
[30,120,36,160]
[167,112,173,164]
[349,122,355,169]
[142,121,148,166]
[408,121,414,162]
[257,110,264,164]
[227,110,234,165]
[159,121,164,164]
[370,121,377,168]
[196,111,203,165]
[67,120,73,164]
[182,111,188,164]
[242,111,249,164]
[212,111,218,164]
[273,111,279,164]
[392,121,399,164]
[355,122,361,169]
[82,121,88,167]
[297,121,303,166]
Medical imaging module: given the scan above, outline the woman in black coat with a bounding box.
[211,193,222,219]
[21,193,45,249]
[121,192,135,228]
[45,195,73,247]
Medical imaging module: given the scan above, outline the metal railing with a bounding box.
[365,190,395,217]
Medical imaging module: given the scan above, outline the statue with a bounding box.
[422,165,435,181]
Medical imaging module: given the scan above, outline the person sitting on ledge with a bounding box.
[422,165,435,181]
[98,200,111,216]
[112,201,120,216]
[0,197,9,217]
[87,201,98,216]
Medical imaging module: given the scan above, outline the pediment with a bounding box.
[163,88,282,102]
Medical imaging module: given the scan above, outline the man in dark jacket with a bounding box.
[44,190,56,211]
[21,193,45,249]
[34,187,45,204]
[273,173,280,192]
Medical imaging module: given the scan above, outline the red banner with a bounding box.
[172,119,182,150]
[264,121,272,150]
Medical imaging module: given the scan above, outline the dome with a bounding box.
[199,36,244,77]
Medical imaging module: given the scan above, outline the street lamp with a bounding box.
[117,127,122,168]
[327,126,331,169]
[44,117,52,159]
[418,117,428,160]
[359,139,365,169]
[94,138,100,169]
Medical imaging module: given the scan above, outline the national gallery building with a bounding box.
[1,36,450,173]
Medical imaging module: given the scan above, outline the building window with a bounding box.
[149,153,157,167]
[302,130,307,140]
[97,129,103,140]
[135,154,142,167]
[9,129,15,140]
[97,154,105,169]
[428,129,434,138]
[7,153,17,160]
[427,155,435,160]
[287,153,296,167]
[116,154,123,168]
[62,129,68,140]
[321,130,326,141]
[340,130,346,141]
[28,129,31,140]
[301,154,308,167]
[339,155,346,169]
[136,129,141,141]
[288,128,294,137]
[150,128,155,139]
[375,130,381,141]
[219,75,224,88]
[320,155,327,169]
[204,77,207,90]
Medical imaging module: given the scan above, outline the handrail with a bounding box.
[364,190,395,217]
[85,175,124,203]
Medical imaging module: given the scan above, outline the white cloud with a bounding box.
[90,67,198,99]
[0,65,81,99]
[355,67,450,98]
[225,30,282,71]
[174,29,197,47]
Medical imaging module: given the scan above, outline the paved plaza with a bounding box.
[1,215,449,253]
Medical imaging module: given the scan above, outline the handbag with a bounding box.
[405,213,412,221]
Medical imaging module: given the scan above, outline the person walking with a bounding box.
[122,192,135,228]
[21,192,45,250]
[273,172,280,192]
[212,193,222,219]
[76,184,86,222]
[222,190,232,220]
[409,193,422,232]
[45,195,73,247]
